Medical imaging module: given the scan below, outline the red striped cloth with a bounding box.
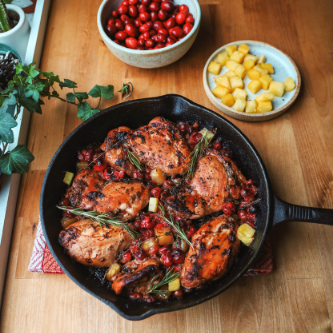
[28,222,273,275]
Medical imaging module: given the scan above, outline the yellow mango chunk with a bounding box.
[257,101,273,113]
[225,60,239,72]
[235,64,246,78]
[244,54,258,63]
[221,93,235,107]
[259,74,273,90]
[257,54,266,64]
[238,43,250,55]
[245,100,258,113]
[244,59,255,71]
[230,51,245,64]
[223,70,237,78]
[253,65,268,76]
[237,223,255,246]
[284,77,296,92]
[230,76,244,92]
[208,61,222,75]
[269,81,285,97]
[247,68,261,80]
[225,44,237,57]
[248,80,262,94]
[214,75,230,89]
[169,278,180,292]
[233,98,246,112]
[233,88,247,100]
[215,51,229,66]
[255,92,275,102]
[260,63,274,74]
[212,86,230,99]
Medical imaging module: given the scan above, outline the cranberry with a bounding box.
[115,31,128,41]
[146,20,153,28]
[124,18,135,25]
[164,17,176,29]
[112,10,119,18]
[133,169,144,179]
[64,210,74,218]
[120,252,132,264]
[144,295,156,303]
[173,290,183,299]
[113,40,120,44]
[115,20,125,30]
[246,179,254,186]
[133,220,141,229]
[59,198,70,206]
[150,11,158,21]
[171,249,185,264]
[122,0,129,6]
[158,9,169,21]
[161,1,173,12]
[158,28,168,35]
[106,24,117,36]
[150,29,157,36]
[137,38,145,46]
[113,170,125,179]
[118,4,128,14]
[171,26,183,38]
[179,4,189,13]
[183,23,193,35]
[185,225,196,238]
[141,0,151,5]
[148,245,159,257]
[154,43,165,49]
[93,159,107,172]
[188,132,202,145]
[108,18,115,26]
[245,219,255,228]
[139,23,150,33]
[139,11,150,22]
[151,187,162,198]
[145,38,155,48]
[129,0,139,4]
[134,18,142,27]
[78,151,85,161]
[159,246,171,255]
[141,216,155,229]
[222,202,236,216]
[212,140,222,150]
[120,14,129,22]
[153,20,164,31]
[129,292,143,300]
[186,15,194,24]
[178,122,189,132]
[163,180,173,188]
[175,12,186,25]
[154,33,166,43]
[149,1,160,11]
[140,228,154,240]
[238,209,248,220]
[248,213,257,221]
[103,167,112,180]
[125,24,138,36]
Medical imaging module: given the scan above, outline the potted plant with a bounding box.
[0,0,30,59]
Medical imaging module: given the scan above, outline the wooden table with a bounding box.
[1,0,333,331]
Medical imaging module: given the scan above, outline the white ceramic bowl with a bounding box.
[97,0,201,68]
[203,41,301,122]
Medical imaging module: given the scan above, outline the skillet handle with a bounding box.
[272,195,333,227]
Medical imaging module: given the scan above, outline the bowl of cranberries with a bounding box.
[97,0,201,68]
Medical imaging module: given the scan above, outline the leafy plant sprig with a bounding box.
[148,267,180,294]
[56,206,139,239]
[126,148,143,171]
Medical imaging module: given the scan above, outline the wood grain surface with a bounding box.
[1,0,333,332]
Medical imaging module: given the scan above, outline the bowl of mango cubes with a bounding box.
[203,41,301,121]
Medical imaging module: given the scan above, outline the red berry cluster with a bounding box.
[105,0,195,50]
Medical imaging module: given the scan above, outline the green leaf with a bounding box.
[0,145,34,174]
[66,92,75,102]
[118,83,130,94]
[77,102,99,121]
[74,92,88,103]
[28,63,39,78]
[17,86,42,114]
[41,71,60,86]
[25,90,39,102]
[15,63,24,75]
[0,95,4,107]
[0,93,17,116]
[101,85,114,99]
[59,79,78,89]
[88,85,102,98]
[0,113,17,143]
[51,91,59,98]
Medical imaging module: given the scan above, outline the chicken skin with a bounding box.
[112,258,161,295]
[161,149,247,219]
[180,215,241,288]
[58,219,132,268]
[65,169,149,221]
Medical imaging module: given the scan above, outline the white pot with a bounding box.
[0,4,30,60]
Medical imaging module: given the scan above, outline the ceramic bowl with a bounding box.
[97,0,201,68]
[203,41,301,122]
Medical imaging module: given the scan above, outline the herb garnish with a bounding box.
[56,206,139,239]
[147,267,180,294]
[126,148,143,171]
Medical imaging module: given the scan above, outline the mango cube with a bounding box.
[284,77,296,92]
[215,51,229,66]
[245,100,258,113]
[168,278,180,292]
[244,59,255,71]
[238,43,250,55]
[257,54,266,64]
[247,68,261,80]
[237,224,255,246]
[226,60,239,72]
[233,98,246,112]
[221,93,235,107]
[235,64,246,78]
[253,65,268,76]
[255,92,275,102]
[223,70,237,78]
[230,76,244,92]
[248,80,262,94]
[208,61,222,75]
[269,81,285,97]
[233,88,247,100]
[260,63,274,74]
[225,44,237,57]
[257,101,273,113]
[214,75,230,89]
[244,54,258,63]
[230,51,245,64]
[212,86,230,99]
[259,74,273,90]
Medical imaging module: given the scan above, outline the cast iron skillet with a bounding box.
[40,94,333,321]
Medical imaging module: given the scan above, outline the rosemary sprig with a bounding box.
[185,129,215,179]
[157,204,193,250]
[126,148,143,171]
[56,206,139,239]
[148,268,180,294]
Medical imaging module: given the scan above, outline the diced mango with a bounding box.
[225,60,239,72]
[225,44,237,57]
[233,88,247,100]
[230,76,244,92]
[105,263,121,281]
[259,74,273,90]
[215,51,229,66]
[248,80,262,94]
[245,100,258,113]
[233,99,246,112]
[148,197,159,212]
[255,92,275,102]
[244,54,258,63]
[247,68,261,80]
[169,278,180,292]
[212,86,230,99]
[214,75,230,89]
[235,64,246,79]
[257,54,266,64]
[221,93,235,107]
[244,59,255,71]
[237,224,255,246]
[260,63,274,74]
[208,61,222,75]
[155,227,174,246]
[269,81,285,97]
[150,168,166,185]
[223,70,237,78]
[257,101,273,113]
[230,51,245,64]
[238,43,250,55]
[284,77,296,92]
[253,65,268,76]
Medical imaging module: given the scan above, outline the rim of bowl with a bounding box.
[97,0,201,54]
[0,5,26,37]
[203,40,302,119]
[0,42,22,62]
